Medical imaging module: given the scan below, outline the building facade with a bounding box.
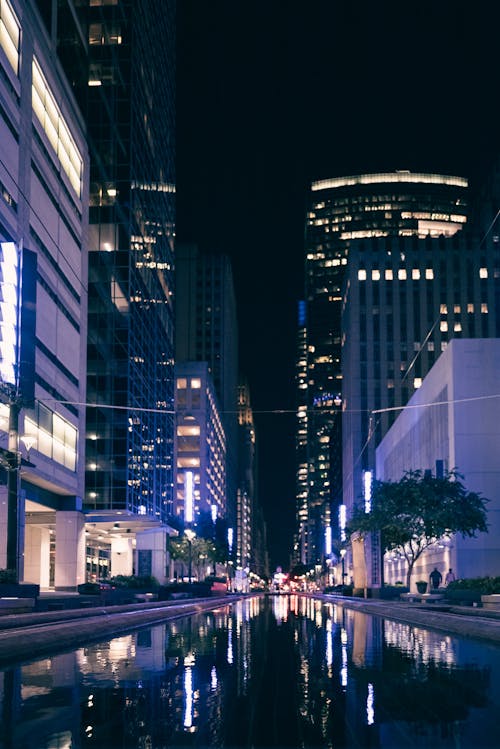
[176,242,239,538]
[174,361,226,526]
[376,338,500,587]
[31,0,177,583]
[299,171,469,568]
[0,0,89,587]
[236,380,256,572]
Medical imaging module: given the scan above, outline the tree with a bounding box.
[168,536,218,581]
[347,469,489,588]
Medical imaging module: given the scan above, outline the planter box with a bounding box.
[0,583,40,599]
[444,589,482,606]
[481,594,500,610]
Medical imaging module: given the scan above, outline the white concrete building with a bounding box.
[376,339,500,585]
[0,0,89,587]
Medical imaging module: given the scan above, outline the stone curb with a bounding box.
[0,597,233,666]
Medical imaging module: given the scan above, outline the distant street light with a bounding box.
[185,528,196,585]
[340,548,347,584]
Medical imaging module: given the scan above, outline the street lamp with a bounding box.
[340,548,347,585]
[185,528,196,586]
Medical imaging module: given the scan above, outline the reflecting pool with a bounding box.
[1,594,499,748]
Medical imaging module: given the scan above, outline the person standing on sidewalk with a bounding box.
[445,568,456,585]
[429,567,443,590]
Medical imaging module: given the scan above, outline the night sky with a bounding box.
[175,1,500,570]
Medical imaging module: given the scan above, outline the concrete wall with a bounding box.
[376,339,500,584]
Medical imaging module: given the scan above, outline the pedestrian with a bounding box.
[445,568,456,585]
[429,567,442,590]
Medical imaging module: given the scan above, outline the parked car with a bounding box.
[77,581,115,595]
[205,575,228,595]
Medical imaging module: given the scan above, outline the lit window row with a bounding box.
[0,0,19,74]
[312,172,468,192]
[32,58,83,197]
[358,268,434,281]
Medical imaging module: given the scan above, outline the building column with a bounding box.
[54,511,85,590]
[111,537,134,577]
[0,485,7,569]
[24,524,51,588]
[136,528,170,584]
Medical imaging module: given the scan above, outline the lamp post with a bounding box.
[185,528,196,586]
[340,548,347,586]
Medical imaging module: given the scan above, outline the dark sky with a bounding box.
[175,1,500,570]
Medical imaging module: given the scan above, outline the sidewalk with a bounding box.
[318,594,500,644]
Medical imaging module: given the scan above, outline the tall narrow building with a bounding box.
[299,171,469,567]
[34,0,177,580]
[175,243,239,536]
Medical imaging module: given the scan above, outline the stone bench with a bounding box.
[400,592,445,604]
[400,593,422,603]
[0,597,35,615]
[421,593,445,603]
[481,595,500,610]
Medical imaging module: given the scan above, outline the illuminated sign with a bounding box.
[0,242,19,387]
[325,525,332,556]
[184,470,194,523]
[211,503,217,523]
[363,470,372,513]
[227,526,233,552]
[339,504,346,542]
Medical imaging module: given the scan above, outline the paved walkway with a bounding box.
[317,594,500,644]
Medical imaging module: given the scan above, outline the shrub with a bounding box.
[446,577,500,594]
[0,569,17,584]
[108,574,159,590]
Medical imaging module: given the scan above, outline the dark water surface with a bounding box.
[1,594,499,748]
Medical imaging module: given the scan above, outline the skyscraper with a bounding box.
[176,243,239,533]
[33,0,177,579]
[299,171,469,567]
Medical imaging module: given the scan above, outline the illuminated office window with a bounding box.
[479,268,488,279]
[425,269,434,279]
[32,58,83,197]
[358,269,367,281]
[398,269,407,280]
[372,269,380,281]
[412,268,420,280]
[385,269,393,280]
[25,405,77,471]
[0,0,20,75]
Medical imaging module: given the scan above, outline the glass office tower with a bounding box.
[299,171,469,566]
[37,0,177,537]
[83,0,176,526]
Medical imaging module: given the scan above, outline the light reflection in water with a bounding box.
[0,596,498,749]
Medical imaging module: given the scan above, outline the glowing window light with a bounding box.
[312,172,468,191]
[227,526,234,552]
[32,58,83,197]
[184,471,194,523]
[0,0,20,75]
[363,471,372,513]
[211,503,217,523]
[0,241,19,387]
